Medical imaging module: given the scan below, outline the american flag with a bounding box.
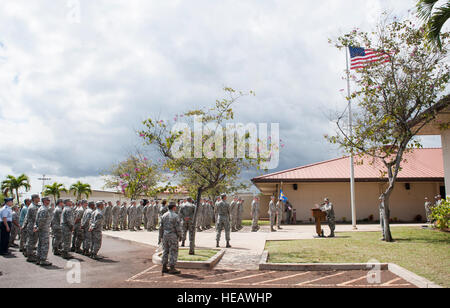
[349,46,391,70]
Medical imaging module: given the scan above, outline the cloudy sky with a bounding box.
[0,0,443,196]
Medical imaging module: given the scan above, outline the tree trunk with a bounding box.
[380,185,394,242]
[189,187,203,255]
[15,188,20,206]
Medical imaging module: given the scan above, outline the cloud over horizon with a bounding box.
[0,0,443,195]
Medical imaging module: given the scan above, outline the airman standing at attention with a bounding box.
[61,199,75,260]
[268,196,277,232]
[159,201,181,275]
[89,201,104,260]
[51,199,64,256]
[34,197,53,266]
[215,194,231,248]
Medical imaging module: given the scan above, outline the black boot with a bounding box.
[216,241,220,248]
[181,241,185,247]
[162,264,169,273]
[169,265,181,275]
[226,241,231,248]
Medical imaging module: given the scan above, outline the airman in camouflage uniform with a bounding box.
[34,197,53,266]
[71,201,85,253]
[142,200,149,231]
[319,198,335,238]
[61,199,75,259]
[89,201,104,260]
[159,200,169,220]
[119,202,127,230]
[230,196,239,232]
[103,201,112,230]
[81,201,95,255]
[159,201,181,275]
[19,199,31,253]
[236,198,244,230]
[153,200,160,229]
[9,206,20,248]
[128,201,137,231]
[216,194,231,248]
[112,200,120,231]
[136,201,144,230]
[178,197,195,250]
[268,196,277,232]
[51,199,64,255]
[146,201,154,231]
[276,199,283,230]
[251,196,260,232]
[23,194,40,261]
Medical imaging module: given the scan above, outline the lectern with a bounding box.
[311,208,326,237]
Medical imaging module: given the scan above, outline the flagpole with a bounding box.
[346,47,357,230]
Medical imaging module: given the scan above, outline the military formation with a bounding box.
[4,194,107,266]
[3,191,300,273]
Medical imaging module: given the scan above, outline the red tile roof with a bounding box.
[252,148,444,183]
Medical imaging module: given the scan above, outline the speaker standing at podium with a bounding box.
[317,198,335,238]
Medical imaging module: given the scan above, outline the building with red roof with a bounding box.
[252,148,444,223]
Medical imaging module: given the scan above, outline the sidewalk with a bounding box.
[103,223,423,270]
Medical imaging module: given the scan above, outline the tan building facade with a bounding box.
[253,148,445,223]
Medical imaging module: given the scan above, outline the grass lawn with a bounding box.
[241,220,271,226]
[265,227,450,287]
[178,249,219,261]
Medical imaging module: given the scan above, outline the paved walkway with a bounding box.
[104,224,423,270]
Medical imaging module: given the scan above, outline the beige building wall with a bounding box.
[255,181,442,223]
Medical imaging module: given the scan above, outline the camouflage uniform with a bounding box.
[51,205,63,254]
[159,210,181,267]
[89,207,104,257]
[142,204,148,230]
[320,201,335,237]
[276,201,283,228]
[237,200,244,230]
[103,204,112,230]
[23,203,39,258]
[268,199,277,231]
[216,199,231,245]
[136,203,143,230]
[424,200,433,224]
[35,204,52,263]
[153,202,160,229]
[178,201,195,249]
[146,204,154,230]
[128,205,137,231]
[72,205,85,251]
[112,203,120,230]
[61,205,74,257]
[9,210,20,246]
[119,204,127,230]
[81,206,94,254]
[230,199,238,232]
[251,199,260,232]
[19,205,29,252]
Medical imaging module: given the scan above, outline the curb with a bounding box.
[388,263,442,288]
[259,250,442,288]
[259,250,388,271]
[152,248,226,270]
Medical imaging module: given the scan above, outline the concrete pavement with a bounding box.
[103,223,424,269]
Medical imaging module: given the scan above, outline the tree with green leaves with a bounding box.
[43,182,68,204]
[70,181,92,201]
[1,174,31,205]
[327,17,449,242]
[417,0,450,49]
[139,88,273,254]
[103,152,162,200]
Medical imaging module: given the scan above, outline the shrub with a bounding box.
[431,199,450,230]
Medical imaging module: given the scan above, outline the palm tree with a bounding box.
[417,0,450,49]
[43,182,68,204]
[1,174,31,205]
[70,181,92,201]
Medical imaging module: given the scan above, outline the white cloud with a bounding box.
[0,0,442,192]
